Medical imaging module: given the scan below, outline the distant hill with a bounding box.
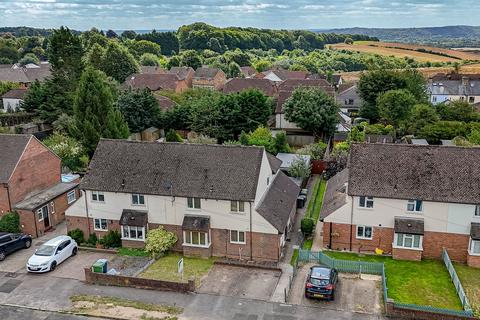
[318,25,480,48]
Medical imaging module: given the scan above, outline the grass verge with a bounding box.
[324,251,463,310]
[139,253,215,286]
[118,247,150,257]
[311,179,327,223]
[454,263,480,317]
[290,249,298,266]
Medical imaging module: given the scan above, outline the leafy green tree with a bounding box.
[48,26,84,81]
[0,212,20,233]
[407,104,439,135]
[283,88,339,137]
[136,30,179,55]
[117,89,161,133]
[139,53,160,66]
[21,80,46,113]
[179,50,202,69]
[435,100,478,122]
[235,89,272,134]
[70,68,129,155]
[121,30,137,39]
[106,29,118,38]
[0,81,20,97]
[253,59,272,72]
[43,132,89,171]
[273,131,291,154]
[467,128,480,145]
[418,121,468,144]
[245,126,276,154]
[100,41,139,82]
[127,40,161,58]
[288,155,311,178]
[18,53,39,66]
[227,61,241,78]
[296,142,327,160]
[145,227,177,259]
[0,43,19,63]
[348,126,365,142]
[377,89,417,127]
[84,43,106,70]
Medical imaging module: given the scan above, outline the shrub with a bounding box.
[0,211,20,233]
[301,218,314,236]
[67,228,85,244]
[100,230,122,248]
[288,156,311,179]
[165,129,183,142]
[87,233,98,246]
[145,227,178,259]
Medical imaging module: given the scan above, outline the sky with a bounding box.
[0,0,479,31]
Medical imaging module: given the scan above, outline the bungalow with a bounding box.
[192,67,227,90]
[321,143,480,268]
[66,140,300,261]
[0,134,79,237]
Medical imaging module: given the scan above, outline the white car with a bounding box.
[26,235,77,273]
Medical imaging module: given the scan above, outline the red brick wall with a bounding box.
[467,254,480,268]
[8,138,61,206]
[17,209,37,237]
[423,231,470,262]
[0,186,11,215]
[183,245,212,258]
[392,247,422,261]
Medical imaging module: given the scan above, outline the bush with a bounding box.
[145,227,178,259]
[67,228,85,244]
[87,233,98,246]
[0,212,20,233]
[165,129,183,142]
[301,218,314,236]
[100,230,122,248]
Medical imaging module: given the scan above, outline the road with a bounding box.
[0,304,99,320]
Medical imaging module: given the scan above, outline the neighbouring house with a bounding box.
[192,67,227,90]
[168,67,195,88]
[321,143,480,267]
[428,73,480,105]
[258,69,308,83]
[240,66,257,78]
[140,66,167,74]
[66,140,300,261]
[276,153,311,173]
[336,83,362,114]
[0,63,51,88]
[223,78,277,96]
[0,134,79,237]
[1,88,27,112]
[124,73,190,93]
[307,74,343,88]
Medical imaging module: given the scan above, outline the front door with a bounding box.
[37,205,50,229]
[43,213,50,229]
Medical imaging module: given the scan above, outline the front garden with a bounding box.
[454,263,480,317]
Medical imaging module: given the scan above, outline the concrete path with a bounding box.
[311,220,324,251]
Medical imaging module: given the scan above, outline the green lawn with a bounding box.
[454,263,480,317]
[305,176,327,223]
[139,253,215,286]
[324,251,463,310]
[118,247,150,257]
[302,238,313,250]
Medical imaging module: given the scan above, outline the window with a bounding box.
[395,233,422,249]
[344,98,354,105]
[469,96,475,103]
[407,200,423,212]
[230,230,246,244]
[267,177,270,186]
[470,239,480,255]
[183,231,209,247]
[359,196,374,208]
[131,194,145,205]
[187,197,201,209]
[94,218,108,231]
[67,190,76,204]
[356,226,373,239]
[475,205,480,217]
[231,201,245,213]
[91,191,105,202]
[37,205,48,221]
[432,96,437,103]
[460,96,465,101]
[121,226,145,241]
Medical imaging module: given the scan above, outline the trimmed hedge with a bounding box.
[0,211,21,233]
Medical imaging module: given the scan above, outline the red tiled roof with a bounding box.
[223,78,277,96]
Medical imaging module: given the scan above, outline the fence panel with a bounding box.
[442,249,473,315]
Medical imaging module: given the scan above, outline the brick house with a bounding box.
[0,63,51,88]
[321,143,480,268]
[66,140,299,261]
[0,134,79,237]
[124,72,190,93]
[192,67,227,91]
[223,78,277,97]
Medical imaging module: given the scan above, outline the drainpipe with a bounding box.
[249,202,253,261]
[33,210,38,238]
[329,222,333,249]
[349,195,354,251]
[4,183,12,212]
[84,190,91,237]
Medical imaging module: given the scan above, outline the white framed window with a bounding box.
[183,231,209,247]
[91,191,105,202]
[37,205,48,221]
[230,230,246,244]
[356,225,373,240]
[470,239,480,255]
[67,190,76,204]
[230,201,245,213]
[475,205,480,217]
[131,194,145,206]
[407,200,423,212]
[394,233,423,249]
[121,225,145,241]
[359,196,374,208]
[187,197,201,209]
[94,218,108,231]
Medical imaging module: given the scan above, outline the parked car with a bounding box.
[26,235,77,273]
[305,265,338,300]
[0,232,32,261]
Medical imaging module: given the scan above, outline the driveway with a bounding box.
[288,263,382,315]
[197,264,281,300]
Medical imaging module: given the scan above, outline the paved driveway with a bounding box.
[288,263,382,314]
[197,264,281,300]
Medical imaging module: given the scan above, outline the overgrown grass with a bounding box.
[324,251,463,310]
[454,263,480,317]
[70,295,182,314]
[311,179,327,223]
[290,249,298,266]
[118,247,150,257]
[139,253,215,286]
[302,238,313,250]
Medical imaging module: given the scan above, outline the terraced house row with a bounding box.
[321,143,480,268]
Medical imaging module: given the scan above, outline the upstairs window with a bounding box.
[91,191,105,202]
[132,194,145,206]
[407,200,423,212]
[67,190,76,204]
[231,201,245,213]
[187,197,201,209]
[359,196,374,208]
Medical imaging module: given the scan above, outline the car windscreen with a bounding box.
[310,277,330,286]
[35,245,56,256]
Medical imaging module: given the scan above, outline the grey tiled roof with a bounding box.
[124,73,179,91]
[266,153,282,173]
[348,143,480,204]
[182,215,210,232]
[223,78,277,96]
[320,169,348,220]
[169,67,194,80]
[2,88,27,99]
[13,182,78,210]
[0,134,31,183]
[256,171,300,232]
[194,67,223,79]
[120,209,148,227]
[80,140,264,201]
[394,217,424,235]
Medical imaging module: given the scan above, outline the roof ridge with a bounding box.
[99,138,266,150]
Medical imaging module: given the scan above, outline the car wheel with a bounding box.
[71,247,77,257]
[330,290,335,301]
[304,292,310,299]
[50,261,57,272]
[24,240,31,249]
[0,251,5,261]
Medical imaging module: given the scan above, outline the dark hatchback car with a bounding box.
[0,232,32,261]
[305,265,338,301]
